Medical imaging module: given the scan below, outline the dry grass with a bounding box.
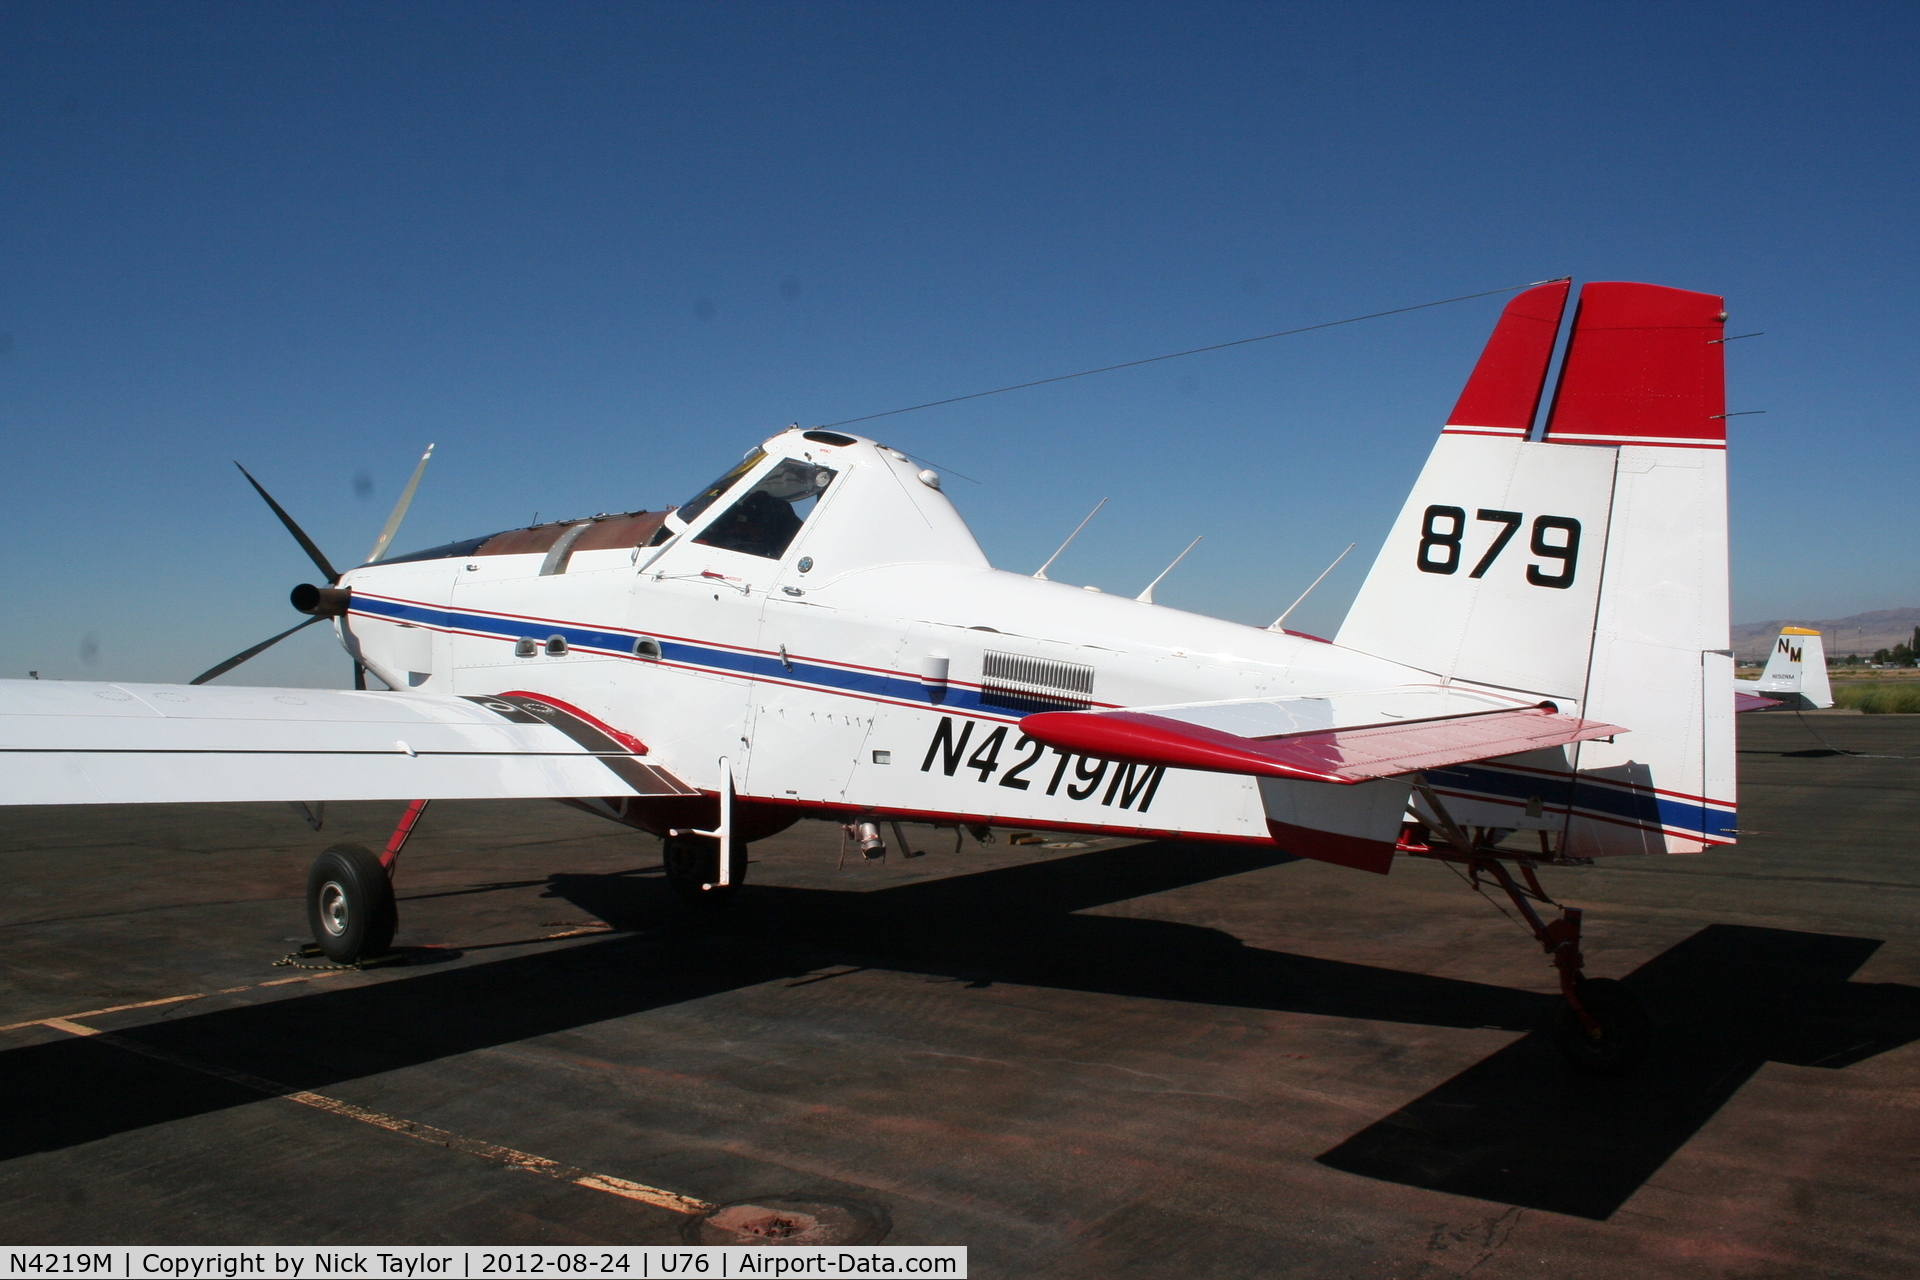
[1831,683,1920,713]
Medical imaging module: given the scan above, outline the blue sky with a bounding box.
[3,2,1915,686]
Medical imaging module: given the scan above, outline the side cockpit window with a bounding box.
[694,459,836,560]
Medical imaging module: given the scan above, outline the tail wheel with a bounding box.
[662,832,746,905]
[306,843,397,963]
[1551,977,1652,1075]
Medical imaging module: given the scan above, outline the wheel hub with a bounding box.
[319,880,349,936]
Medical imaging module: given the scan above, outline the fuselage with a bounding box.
[332,428,1439,843]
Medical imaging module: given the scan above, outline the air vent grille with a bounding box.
[980,651,1094,711]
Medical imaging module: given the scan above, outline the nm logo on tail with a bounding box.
[1737,626,1834,710]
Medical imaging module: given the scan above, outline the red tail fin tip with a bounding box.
[1443,279,1571,439]
[1540,282,1727,449]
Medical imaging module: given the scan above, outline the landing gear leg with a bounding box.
[667,759,745,905]
[662,832,746,904]
[1473,863,1651,1075]
[304,798,425,963]
[1408,779,1651,1075]
[1549,973,1651,1075]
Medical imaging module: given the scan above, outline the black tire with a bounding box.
[662,832,746,905]
[306,843,397,963]
[1551,977,1652,1076]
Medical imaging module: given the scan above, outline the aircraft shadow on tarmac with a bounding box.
[1316,923,1920,1218]
[5,839,1918,1222]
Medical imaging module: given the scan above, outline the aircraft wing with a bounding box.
[1021,688,1624,786]
[0,679,695,806]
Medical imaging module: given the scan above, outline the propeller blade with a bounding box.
[189,615,324,686]
[234,462,342,585]
[364,442,435,564]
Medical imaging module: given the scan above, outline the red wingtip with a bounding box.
[1540,282,1728,449]
[1442,279,1571,440]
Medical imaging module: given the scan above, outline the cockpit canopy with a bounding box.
[371,427,987,577]
[665,428,987,577]
[685,456,837,560]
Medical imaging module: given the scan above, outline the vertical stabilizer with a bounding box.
[1337,280,1606,700]
[1739,627,1833,709]
[1336,281,1735,858]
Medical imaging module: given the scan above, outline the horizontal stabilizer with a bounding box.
[1022,690,1624,785]
[1735,691,1783,713]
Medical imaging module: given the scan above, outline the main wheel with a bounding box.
[662,832,746,905]
[1551,977,1652,1076]
[306,843,397,963]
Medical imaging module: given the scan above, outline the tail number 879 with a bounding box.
[1416,506,1580,589]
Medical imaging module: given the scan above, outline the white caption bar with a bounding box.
[2,1250,966,1280]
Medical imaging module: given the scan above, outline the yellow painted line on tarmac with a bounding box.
[0,923,618,1035]
[0,993,200,1032]
[0,971,353,1034]
[41,1018,101,1037]
[38,1016,716,1218]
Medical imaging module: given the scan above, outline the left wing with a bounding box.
[0,680,694,805]
[1021,688,1625,785]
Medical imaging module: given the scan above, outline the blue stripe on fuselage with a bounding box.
[1427,761,1734,839]
[349,595,1011,716]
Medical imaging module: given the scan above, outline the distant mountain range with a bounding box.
[1731,608,1920,661]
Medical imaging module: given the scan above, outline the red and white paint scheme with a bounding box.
[0,279,1749,1072]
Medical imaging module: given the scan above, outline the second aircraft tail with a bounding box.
[1737,627,1834,709]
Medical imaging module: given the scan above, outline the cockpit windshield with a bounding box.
[693,459,837,560]
[676,448,767,526]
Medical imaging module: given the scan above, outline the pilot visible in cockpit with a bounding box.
[696,489,804,560]
[689,457,834,560]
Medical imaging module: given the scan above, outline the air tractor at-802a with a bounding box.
[0,279,1751,1076]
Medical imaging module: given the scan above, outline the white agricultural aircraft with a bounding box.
[1,279,1752,1075]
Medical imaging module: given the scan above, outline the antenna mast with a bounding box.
[1269,543,1355,632]
[1135,536,1203,604]
[1033,498,1107,581]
